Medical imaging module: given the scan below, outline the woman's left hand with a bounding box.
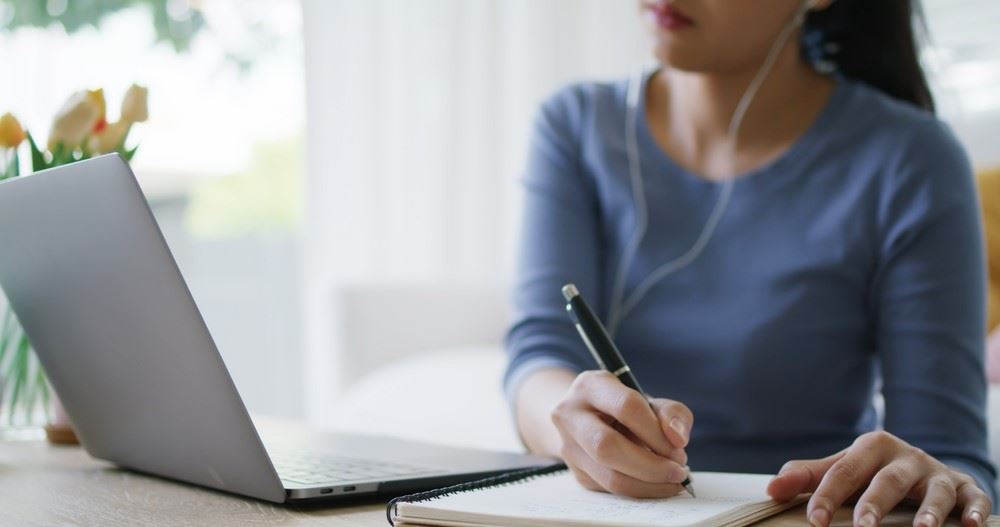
[767,431,991,527]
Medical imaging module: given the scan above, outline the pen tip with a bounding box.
[562,284,579,301]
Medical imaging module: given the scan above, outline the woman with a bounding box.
[504,1,997,526]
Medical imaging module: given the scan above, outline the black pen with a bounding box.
[561,283,696,498]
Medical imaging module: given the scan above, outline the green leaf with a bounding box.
[6,337,29,424]
[124,144,140,161]
[0,309,16,366]
[0,308,47,424]
[50,142,66,167]
[23,351,43,421]
[26,132,48,172]
[9,148,19,178]
[39,370,51,420]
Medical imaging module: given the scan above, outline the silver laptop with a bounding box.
[0,154,552,503]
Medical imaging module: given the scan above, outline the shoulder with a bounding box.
[538,80,624,119]
[534,79,627,140]
[836,83,979,249]
[841,81,970,180]
[835,82,974,215]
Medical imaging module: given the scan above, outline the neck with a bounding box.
[649,44,834,180]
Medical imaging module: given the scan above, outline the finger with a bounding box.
[649,398,695,449]
[616,422,687,466]
[852,461,925,527]
[562,439,684,498]
[908,475,958,527]
[567,463,602,492]
[581,373,677,457]
[567,410,688,484]
[808,447,886,527]
[767,450,847,502]
[956,478,991,527]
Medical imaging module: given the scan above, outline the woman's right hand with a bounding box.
[551,370,694,498]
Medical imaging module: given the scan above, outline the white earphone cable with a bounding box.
[606,2,812,335]
[606,69,650,334]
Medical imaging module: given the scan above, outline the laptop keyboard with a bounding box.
[272,451,440,486]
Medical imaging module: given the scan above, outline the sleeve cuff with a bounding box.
[503,355,583,409]
[501,355,583,452]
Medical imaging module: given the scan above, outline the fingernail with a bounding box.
[670,447,688,466]
[915,512,936,527]
[669,464,688,483]
[809,508,829,527]
[970,510,984,526]
[669,418,689,444]
[858,511,877,527]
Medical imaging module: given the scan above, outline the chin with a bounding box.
[650,39,721,73]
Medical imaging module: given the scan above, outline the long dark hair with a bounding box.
[802,0,935,113]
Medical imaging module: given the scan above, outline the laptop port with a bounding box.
[343,485,356,492]
[320,488,333,494]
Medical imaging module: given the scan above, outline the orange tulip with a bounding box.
[0,113,26,148]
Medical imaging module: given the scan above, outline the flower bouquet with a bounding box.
[0,85,148,435]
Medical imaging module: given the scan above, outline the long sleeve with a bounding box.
[503,86,605,401]
[874,119,998,504]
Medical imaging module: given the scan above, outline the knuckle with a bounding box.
[955,473,976,488]
[590,429,618,464]
[579,370,610,386]
[878,466,914,494]
[550,404,568,426]
[603,472,631,495]
[926,476,957,500]
[573,371,598,390]
[614,391,646,418]
[856,430,896,450]
[670,401,694,423]
[829,460,862,483]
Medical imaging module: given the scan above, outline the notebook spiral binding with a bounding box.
[386,462,568,525]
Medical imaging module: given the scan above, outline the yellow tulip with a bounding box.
[48,91,102,150]
[86,88,107,122]
[120,84,148,123]
[86,120,130,154]
[0,113,26,148]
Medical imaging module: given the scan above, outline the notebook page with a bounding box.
[398,471,789,527]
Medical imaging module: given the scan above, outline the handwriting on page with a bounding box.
[520,493,756,525]
[428,473,773,527]
[427,472,779,527]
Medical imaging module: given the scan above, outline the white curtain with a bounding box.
[299,0,642,421]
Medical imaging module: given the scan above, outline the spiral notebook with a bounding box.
[387,464,806,527]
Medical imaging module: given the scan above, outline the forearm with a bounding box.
[514,367,576,457]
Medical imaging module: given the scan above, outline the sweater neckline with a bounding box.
[634,68,853,197]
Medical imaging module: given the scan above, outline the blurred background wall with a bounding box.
[0,0,998,425]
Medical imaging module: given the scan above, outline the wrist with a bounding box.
[514,367,576,457]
